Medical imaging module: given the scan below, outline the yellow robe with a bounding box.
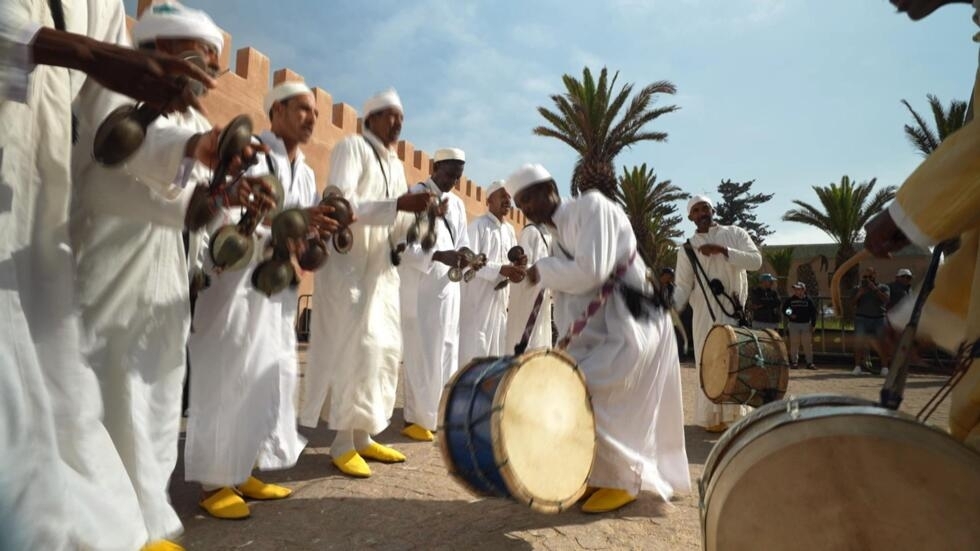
[888,66,980,450]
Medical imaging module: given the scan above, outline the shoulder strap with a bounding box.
[48,0,66,30]
[683,241,716,322]
[363,135,390,198]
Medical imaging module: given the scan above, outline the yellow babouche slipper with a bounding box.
[333,450,372,478]
[141,540,185,551]
[199,487,250,520]
[238,476,292,500]
[581,488,637,514]
[401,423,434,442]
[357,442,406,463]
[704,423,729,434]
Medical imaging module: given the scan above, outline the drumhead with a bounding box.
[701,395,980,550]
[491,349,596,513]
[701,325,736,399]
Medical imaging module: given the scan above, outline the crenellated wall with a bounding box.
[134,1,524,298]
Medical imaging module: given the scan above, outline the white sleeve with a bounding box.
[725,227,762,271]
[0,8,40,102]
[536,199,621,295]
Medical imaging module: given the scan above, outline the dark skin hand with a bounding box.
[185,127,269,174]
[396,191,437,213]
[863,210,910,257]
[432,249,467,268]
[305,204,346,236]
[32,27,216,114]
[527,265,540,285]
[698,243,729,257]
[500,264,526,283]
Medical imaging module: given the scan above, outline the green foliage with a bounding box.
[534,67,679,198]
[714,179,774,244]
[762,246,795,295]
[616,164,690,269]
[901,94,969,157]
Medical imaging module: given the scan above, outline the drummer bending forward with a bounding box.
[510,164,691,513]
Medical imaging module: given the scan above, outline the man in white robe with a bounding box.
[398,147,470,442]
[673,195,762,432]
[505,222,553,352]
[1,2,219,549]
[513,164,690,514]
[187,82,329,519]
[301,89,436,478]
[459,181,522,365]
[70,2,226,543]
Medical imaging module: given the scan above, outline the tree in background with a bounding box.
[762,246,795,296]
[714,179,774,244]
[782,175,896,318]
[901,94,969,157]
[615,164,689,268]
[533,67,679,198]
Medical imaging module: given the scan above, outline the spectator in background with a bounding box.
[852,266,891,376]
[887,268,914,311]
[750,273,782,332]
[782,282,818,370]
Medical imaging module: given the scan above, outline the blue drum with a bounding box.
[437,349,596,513]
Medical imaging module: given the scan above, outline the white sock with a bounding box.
[353,430,374,450]
[330,430,354,456]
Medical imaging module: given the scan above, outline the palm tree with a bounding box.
[901,94,968,157]
[782,176,896,318]
[762,247,795,296]
[615,164,689,268]
[534,67,679,198]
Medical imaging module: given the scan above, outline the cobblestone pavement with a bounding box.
[173,355,952,550]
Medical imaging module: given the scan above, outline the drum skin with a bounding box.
[701,325,789,406]
[438,349,596,513]
[699,395,980,551]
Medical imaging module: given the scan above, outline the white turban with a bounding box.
[504,163,552,198]
[486,179,507,197]
[433,148,465,163]
[687,194,714,215]
[264,81,313,114]
[363,88,403,118]
[133,1,224,55]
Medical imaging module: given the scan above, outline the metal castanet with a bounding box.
[208,173,283,272]
[320,187,355,254]
[494,246,527,290]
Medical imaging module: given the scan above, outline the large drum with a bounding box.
[699,395,980,551]
[438,349,596,513]
[700,324,789,406]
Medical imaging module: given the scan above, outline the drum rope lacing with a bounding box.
[459,359,509,497]
[555,251,637,350]
[730,330,784,405]
[917,338,979,422]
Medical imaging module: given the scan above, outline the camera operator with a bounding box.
[852,266,891,375]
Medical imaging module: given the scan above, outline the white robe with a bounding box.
[535,191,690,499]
[72,104,209,540]
[186,130,312,486]
[459,212,517,365]
[300,130,410,433]
[1,2,193,549]
[673,224,762,427]
[505,223,553,352]
[398,179,469,430]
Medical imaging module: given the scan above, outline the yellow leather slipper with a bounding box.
[357,442,406,463]
[581,488,637,514]
[333,450,372,478]
[401,423,434,442]
[141,540,185,551]
[238,476,292,500]
[199,487,250,520]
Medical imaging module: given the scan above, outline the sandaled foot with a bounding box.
[238,476,292,500]
[333,450,372,478]
[357,442,406,463]
[581,488,636,513]
[401,423,434,442]
[200,487,250,520]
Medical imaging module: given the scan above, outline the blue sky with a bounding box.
[127,0,978,245]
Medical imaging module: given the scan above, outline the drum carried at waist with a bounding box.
[700,324,789,407]
[438,349,596,513]
[699,394,980,551]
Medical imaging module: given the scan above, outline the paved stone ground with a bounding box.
[173,354,952,550]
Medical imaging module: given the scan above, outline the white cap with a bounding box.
[793,281,806,289]
[433,148,465,163]
[363,88,403,118]
[504,163,552,197]
[486,180,507,197]
[687,194,714,215]
[264,81,313,114]
[133,1,224,55]
[897,268,913,277]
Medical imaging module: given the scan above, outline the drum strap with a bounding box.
[683,240,750,327]
[555,250,637,350]
[514,289,547,355]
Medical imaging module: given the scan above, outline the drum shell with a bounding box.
[438,349,595,513]
[700,325,788,406]
[699,394,980,551]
